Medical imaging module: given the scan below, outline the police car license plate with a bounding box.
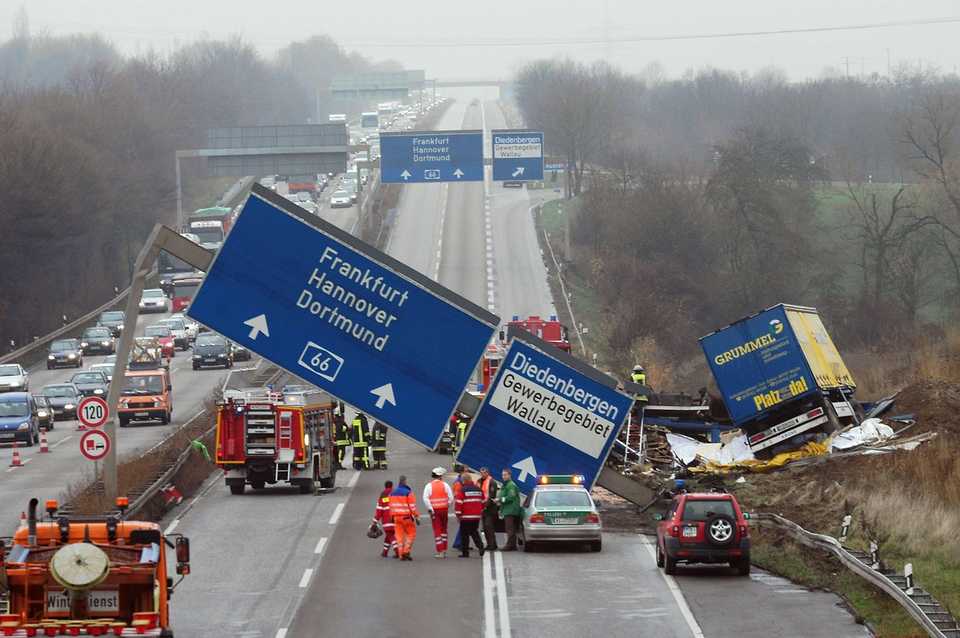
[47,589,119,614]
[554,517,578,525]
[683,526,698,537]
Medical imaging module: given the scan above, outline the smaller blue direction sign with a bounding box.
[456,328,632,491]
[187,185,498,448]
[492,130,544,182]
[380,130,483,183]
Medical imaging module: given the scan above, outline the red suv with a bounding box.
[655,492,751,576]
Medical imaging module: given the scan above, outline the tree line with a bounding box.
[0,30,397,349]
[515,59,960,377]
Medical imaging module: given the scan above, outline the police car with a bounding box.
[520,475,602,552]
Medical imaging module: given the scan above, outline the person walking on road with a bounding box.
[373,480,397,558]
[451,466,466,551]
[371,421,388,470]
[335,411,351,470]
[479,467,499,551]
[454,472,485,558]
[352,412,371,470]
[498,469,522,551]
[389,475,420,561]
[422,466,454,558]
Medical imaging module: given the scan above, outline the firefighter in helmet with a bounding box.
[453,413,469,457]
[334,406,351,469]
[372,420,388,470]
[631,365,646,385]
[352,412,371,470]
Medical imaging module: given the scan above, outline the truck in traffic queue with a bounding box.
[215,389,338,495]
[506,315,571,353]
[700,303,861,457]
[169,275,203,314]
[0,497,190,636]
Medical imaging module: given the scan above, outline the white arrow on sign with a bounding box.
[400,170,412,180]
[512,456,538,482]
[370,383,396,409]
[511,166,525,178]
[453,168,464,179]
[243,314,270,340]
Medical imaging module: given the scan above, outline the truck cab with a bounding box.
[118,368,172,427]
[0,497,190,636]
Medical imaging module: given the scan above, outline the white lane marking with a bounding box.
[329,503,345,525]
[275,630,288,638]
[494,550,512,638]
[774,589,809,594]
[298,568,313,588]
[164,519,180,535]
[482,551,496,638]
[314,537,328,555]
[51,435,74,449]
[348,471,361,488]
[642,539,705,638]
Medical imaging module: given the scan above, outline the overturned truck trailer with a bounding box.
[700,303,861,458]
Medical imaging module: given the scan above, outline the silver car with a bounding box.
[520,478,602,552]
[0,364,28,393]
[139,288,169,313]
[170,313,199,342]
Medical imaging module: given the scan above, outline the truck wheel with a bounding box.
[319,476,335,489]
[161,412,170,425]
[119,417,129,427]
[229,483,245,495]
[298,479,315,494]
[251,481,265,490]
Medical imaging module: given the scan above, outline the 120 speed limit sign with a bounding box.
[77,396,109,428]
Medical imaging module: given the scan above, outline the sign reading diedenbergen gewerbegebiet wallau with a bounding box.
[380,130,484,183]
[491,130,544,182]
[456,334,632,491]
[187,186,498,448]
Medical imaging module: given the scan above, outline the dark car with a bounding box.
[70,370,109,398]
[192,334,233,370]
[40,383,81,421]
[97,310,126,337]
[32,395,55,431]
[47,338,83,369]
[655,492,751,576]
[0,392,40,446]
[230,341,252,362]
[80,326,115,355]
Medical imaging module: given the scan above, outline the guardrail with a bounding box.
[754,513,959,637]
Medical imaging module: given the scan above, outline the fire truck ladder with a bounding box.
[275,412,294,483]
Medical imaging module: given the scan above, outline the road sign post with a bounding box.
[187,184,498,448]
[456,327,632,492]
[380,130,484,183]
[77,396,109,429]
[491,130,544,182]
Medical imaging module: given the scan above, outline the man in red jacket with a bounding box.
[454,472,486,558]
[373,480,397,558]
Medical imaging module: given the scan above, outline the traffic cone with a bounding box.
[17,511,26,530]
[76,420,86,431]
[9,442,22,467]
[39,429,50,453]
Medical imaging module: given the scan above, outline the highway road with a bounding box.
[0,309,233,529]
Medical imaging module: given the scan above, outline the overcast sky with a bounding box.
[4,0,959,80]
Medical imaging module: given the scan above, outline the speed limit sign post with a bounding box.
[77,396,109,429]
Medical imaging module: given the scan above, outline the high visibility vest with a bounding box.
[480,476,492,501]
[428,479,449,511]
[390,490,417,519]
[456,420,467,446]
[352,418,368,447]
[375,494,394,528]
[336,422,350,446]
[631,372,646,385]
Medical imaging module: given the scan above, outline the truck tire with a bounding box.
[229,483,245,495]
[251,480,265,490]
[298,479,315,494]
[821,399,842,434]
[319,476,335,489]
[119,417,129,427]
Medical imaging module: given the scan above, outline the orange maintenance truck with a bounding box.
[215,389,338,495]
[0,497,190,636]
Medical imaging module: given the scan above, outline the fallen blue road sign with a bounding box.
[187,184,498,448]
[491,130,544,182]
[380,130,484,183]
[456,327,632,491]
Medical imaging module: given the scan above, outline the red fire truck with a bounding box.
[215,389,338,495]
[506,315,571,352]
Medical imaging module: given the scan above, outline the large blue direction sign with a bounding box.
[380,130,484,183]
[187,184,498,448]
[456,329,632,491]
[491,130,544,182]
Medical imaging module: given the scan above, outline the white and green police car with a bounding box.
[520,475,602,552]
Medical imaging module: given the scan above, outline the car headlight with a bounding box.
[102,341,111,346]
[17,422,30,431]
[48,355,55,360]
[217,353,226,358]
[64,403,75,410]
[37,410,48,418]
[93,388,104,395]
[67,353,77,359]
[81,342,88,348]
